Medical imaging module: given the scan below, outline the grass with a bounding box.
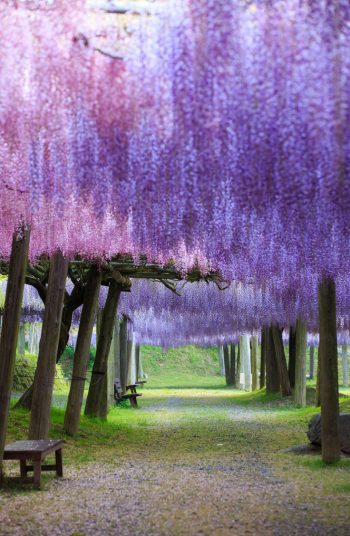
[4,345,350,519]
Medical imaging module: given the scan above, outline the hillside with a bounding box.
[139,345,223,388]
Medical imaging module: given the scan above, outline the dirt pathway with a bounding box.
[1,393,349,535]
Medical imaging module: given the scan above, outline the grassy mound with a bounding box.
[13,352,68,394]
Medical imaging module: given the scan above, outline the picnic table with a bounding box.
[3,439,64,489]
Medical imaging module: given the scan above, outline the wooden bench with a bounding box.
[114,379,142,408]
[3,439,64,489]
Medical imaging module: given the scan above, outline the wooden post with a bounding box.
[251,336,258,390]
[266,327,280,393]
[0,225,30,478]
[318,277,340,463]
[218,345,225,376]
[341,344,348,387]
[294,319,307,406]
[29,251,69,440]
[272,326,292,396]
[119,316,128,392]
[315,347,321,407]
[230,343,236,387]
[64,266,101,435]
[15,284,85,411]
[107,321,119,407]
[260,328,266,389]
[85,280,121,418]
[18,324,26,357]
[240,335,252,391]
[309,345,314,380]
[114,320,121,379]
[288,326,296,389]
[223,344,230,385]
[235,342,241,388]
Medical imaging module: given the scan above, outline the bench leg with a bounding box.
[130,396,138,408]
[20,460,27,480]
[33,461,41,489]
[55,449,63,477]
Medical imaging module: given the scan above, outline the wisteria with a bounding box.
[5,277,350,348]
[0,1,350,334]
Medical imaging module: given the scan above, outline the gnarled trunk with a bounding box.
[15,284,84,410]
[272,326,292,397]
[318,277,340,464]
[64,267,101,435]
[29,251,69,440]
[85,281,121,419]
[294,319,307,406]
[0,226,30,478]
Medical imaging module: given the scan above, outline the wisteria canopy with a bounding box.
[1,0,350,336]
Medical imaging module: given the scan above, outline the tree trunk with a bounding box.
[15,284,84,410]
[260,328,266,389]
[315,347,321,407]
[235,343,241,388]
[119,316,128,392]
[318,277,340,463]
[251,336,258,390]
[223,344,230,385]
[18,324,26,357]
[218,345,225,376]
[135,343,140,381]
[309,346,314,380]
[288,326,296,389]
[107,320,119,407]
[240,335,252,391]
[272,326,292,397]
[341,344,348,387]
[85,281,121,418]
[0,225,30,478]
[29,251,69,440]
[266,327,280,393]
[229,344,236,387]
[64,267,101,435]
[126,332,137,386]
[294,319,307,406]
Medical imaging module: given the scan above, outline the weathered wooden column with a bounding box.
[271,326,291,396]
[107,320,120,407]
[223,344,230,385]
[315,347,321,407]
[18,324,26,357]
[64,266,101,435]
[341,344,348,388]
[294,319,307,406]
[85,280,122,419]
[240,335,252,391]
[318,277,340,463]
[0,225,30,478]
[218,345,225,376]
[309,345,314,380]
[260,328,266,389]
[29,251,69,440]
[235,342,241,387]
[119,316,128,392]
[229,343,236,387]
[288,326,296,389]
[251,336,258,390]
[266,327,280,393]
[127,332,137,387]
[135,343,141,381]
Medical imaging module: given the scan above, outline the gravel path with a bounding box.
[1,395,350,536]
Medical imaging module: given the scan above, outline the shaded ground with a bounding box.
[1,384,350,535]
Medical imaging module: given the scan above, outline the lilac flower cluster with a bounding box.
[0,1,350,340]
